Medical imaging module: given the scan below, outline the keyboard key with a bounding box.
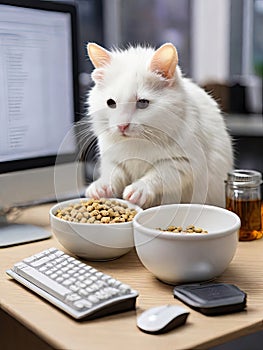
[13,264,70,299]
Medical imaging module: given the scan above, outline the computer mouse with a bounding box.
[137,304,189,334]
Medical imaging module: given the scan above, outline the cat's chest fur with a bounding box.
[99,135,164,180]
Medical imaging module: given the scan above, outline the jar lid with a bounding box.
[226,169,262,187]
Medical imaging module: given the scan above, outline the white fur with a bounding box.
[85,44,233,208]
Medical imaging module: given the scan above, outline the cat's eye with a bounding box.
[136,99,149,109]
[107,99,117,109]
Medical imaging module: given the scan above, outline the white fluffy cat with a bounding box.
[85,42,233,209]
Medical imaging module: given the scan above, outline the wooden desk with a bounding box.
[1,204,263,350]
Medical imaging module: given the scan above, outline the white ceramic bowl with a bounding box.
[50,198,142,261]
[133,204,241,284]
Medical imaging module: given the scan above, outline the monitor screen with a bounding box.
[0,0,79,173]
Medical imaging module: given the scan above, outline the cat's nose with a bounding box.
[118,123,130,133]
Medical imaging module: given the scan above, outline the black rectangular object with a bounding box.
[173,283,247,316]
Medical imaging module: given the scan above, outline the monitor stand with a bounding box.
[0,210,51,248]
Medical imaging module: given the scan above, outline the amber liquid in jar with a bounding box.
[226,197,262,241]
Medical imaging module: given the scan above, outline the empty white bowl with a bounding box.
[50,198,142,261]
[133,204,241,284]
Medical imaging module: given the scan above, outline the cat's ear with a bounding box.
[150,43,178,80]
[87,43,111,68]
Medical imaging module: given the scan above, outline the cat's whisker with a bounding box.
[73,120,99,160]
[141,125,173,147]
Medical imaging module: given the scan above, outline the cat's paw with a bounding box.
[85,179,113,199]
[123,181,154,208]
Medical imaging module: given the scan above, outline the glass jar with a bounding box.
[225,169,262,241]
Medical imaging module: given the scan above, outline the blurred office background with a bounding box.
[45,0,263,183]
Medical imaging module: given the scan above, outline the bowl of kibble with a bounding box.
[133,204,241,284]
[50,198,142,261]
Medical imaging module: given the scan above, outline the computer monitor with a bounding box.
[0,0,85,246]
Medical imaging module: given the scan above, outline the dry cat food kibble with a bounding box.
[157,225,208,234]
[54,198,138,224]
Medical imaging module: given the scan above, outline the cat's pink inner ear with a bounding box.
[91,68,105,83]
[150,43,178,79]
[87,43,111,68]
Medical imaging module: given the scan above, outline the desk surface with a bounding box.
[1,204,263,350]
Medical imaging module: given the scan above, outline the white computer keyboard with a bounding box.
[6,247,139,320]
